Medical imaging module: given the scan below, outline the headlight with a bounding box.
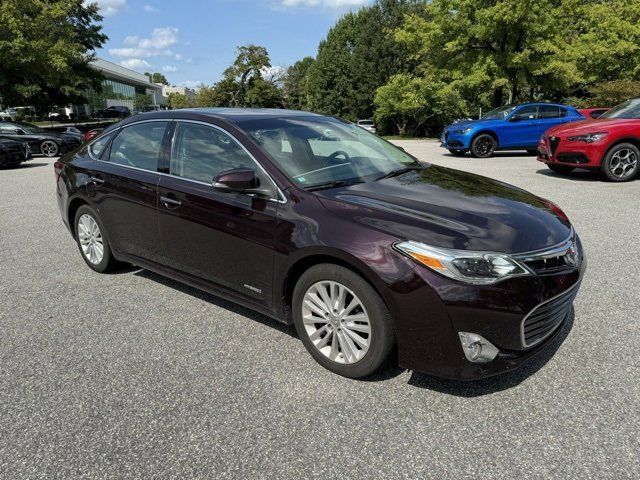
[567,132,608,143]
[395,241,532,285]
[452,127,473,134]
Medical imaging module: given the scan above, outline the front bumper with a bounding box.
[537,135,607,168]
[440,129,474,149]
[386,238,586,380]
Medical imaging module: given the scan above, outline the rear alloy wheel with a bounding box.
[601,143,639,182]
[470,134,496,158]
[293,264,395,378]
[74,205,120,273]
[547,164,575,175]
[448,149,467,157]
[40,140,59,157]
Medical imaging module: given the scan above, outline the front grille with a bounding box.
[522,252,574,274]
[521,282,579,347]
[549,136,560,156]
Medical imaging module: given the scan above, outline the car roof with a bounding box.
[172,108,324,123]
[516,102,572,108]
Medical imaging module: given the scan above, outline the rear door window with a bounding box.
[108,121,168,171]
[538,106,561,119]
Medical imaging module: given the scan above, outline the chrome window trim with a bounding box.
[92,118,286,204]
[520,280,580,348]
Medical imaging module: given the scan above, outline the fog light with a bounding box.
[458,332,499,363]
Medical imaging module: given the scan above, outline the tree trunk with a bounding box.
[396,119,408,136]
[492,87,503,107]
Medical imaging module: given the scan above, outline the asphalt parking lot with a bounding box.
[1,142,638,479]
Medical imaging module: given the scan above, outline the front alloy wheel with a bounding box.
[602,143,639,182]
[40,140,59,157]
[470,134,496,158]
[293,264,395,378]
[302,281,371,364]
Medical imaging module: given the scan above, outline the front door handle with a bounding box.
[89,175,104,185]
[160,195,181,207]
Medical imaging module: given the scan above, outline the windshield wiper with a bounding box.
[305,180,364,191]
[375,165,424,181]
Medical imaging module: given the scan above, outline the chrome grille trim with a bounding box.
[520,281,580,348]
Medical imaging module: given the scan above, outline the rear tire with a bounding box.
[448,149,467,157]
[547,164,575,175]
[74,205,120,273]
[470,134,496,158]
[600,142,639,182]
[292,264,395,379]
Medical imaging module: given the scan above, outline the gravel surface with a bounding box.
[0,145,638,479]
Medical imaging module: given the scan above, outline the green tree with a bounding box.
[0,0,107,112]
[167,92,195,109]
[283,57,315,110]
[198,45,284,108]
[145,72,169,85]
[307,0,422,120]
[374,73,465,135]
[134,93,152,111]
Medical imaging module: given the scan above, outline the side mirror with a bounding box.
[15,129,25,135]
[212,168,274,198]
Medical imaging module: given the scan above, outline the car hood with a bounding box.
[546,118,640,136]
[316,165,572,254]
[445,118,503,131]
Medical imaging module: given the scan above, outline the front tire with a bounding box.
[470,134,496,158]
[74,205,120,273]
[292,264,395,378]
[547,164,575,175]
[600,143,639,182]
[40,140,59,157]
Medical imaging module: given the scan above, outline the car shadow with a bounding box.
[444,151,535,159]
[133,268,298,339]
[0,162,49,169]
[535,168,604,182]
[405,309,575,397]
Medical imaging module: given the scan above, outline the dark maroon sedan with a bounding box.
[55,109,585,380]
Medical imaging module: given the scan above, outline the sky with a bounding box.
[91,0,374,88]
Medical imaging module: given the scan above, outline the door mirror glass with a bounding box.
[212,168,260,193]
[15,129,25,135]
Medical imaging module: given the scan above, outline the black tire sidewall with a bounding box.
[601,143,640,182]
[470,134,496,158]
[292,264,395,379]
[74,205,115,273]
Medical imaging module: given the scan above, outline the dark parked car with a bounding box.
[94,105,131,119]
[0,138,31,167]
[55,109,585,380]
[0,121,82,157]
[46,126,84,142]
[441,103,584,157]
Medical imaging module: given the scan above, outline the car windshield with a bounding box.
[13,122,44,133]
[482,105,517,120]
[239,116,420,189]
[600,98,640,119]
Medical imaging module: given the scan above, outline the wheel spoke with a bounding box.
[303,299,329,319]
[315,329,333,349]
[343,326,368,349]
[343,320,370,333]
[309,324,330,342]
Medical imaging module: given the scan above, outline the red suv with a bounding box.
[538,98,640,181]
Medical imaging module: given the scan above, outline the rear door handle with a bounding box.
[160,195,181,207]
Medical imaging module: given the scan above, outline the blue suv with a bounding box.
[441,103,585,158]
